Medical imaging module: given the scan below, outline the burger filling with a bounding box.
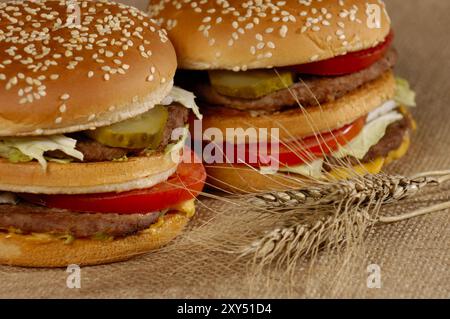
[175,31,416,178]
[325,113,412,170]
[0,86,201,168]
[0,87,205,243]
[0,158,203,243]
[0,202,161,239]
[46,104,189,163]
[187,48,397,113]
[255,99,415,179]
[0,198,196,242]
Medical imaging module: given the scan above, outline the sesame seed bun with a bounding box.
[148,0,391,70]
[201,71,395,142]
[0,151,180,194]
[0,0,177,136]
[0,213,189,267]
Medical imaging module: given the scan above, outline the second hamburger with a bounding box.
[149,0,417,193]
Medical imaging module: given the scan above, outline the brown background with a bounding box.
[0,0,449,298]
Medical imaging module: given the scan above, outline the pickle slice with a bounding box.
[208,69,294,99]
[88,105,169,149]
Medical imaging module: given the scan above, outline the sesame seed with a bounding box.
[279,25,288,38]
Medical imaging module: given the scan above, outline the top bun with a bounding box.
[149,0,391,71]
[0,0,177,136]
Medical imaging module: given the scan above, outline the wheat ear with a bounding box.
[238,171,450,271]
[246,172,449,209]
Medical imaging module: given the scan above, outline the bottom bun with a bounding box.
[0,213,188,268]
[205,136,411,194]
[206,164,303,193]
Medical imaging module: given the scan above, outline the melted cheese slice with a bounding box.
[171,199,196,218]
[327,158,385,180]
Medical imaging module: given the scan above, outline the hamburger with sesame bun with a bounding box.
[149,0,417,193]
[0,0,205,267]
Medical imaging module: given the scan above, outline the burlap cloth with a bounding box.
[0,0,449,298]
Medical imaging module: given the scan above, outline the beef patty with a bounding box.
[0,203,161,238]
[73,137,129,162]
[194,48,397,112]
[48,104,189,162]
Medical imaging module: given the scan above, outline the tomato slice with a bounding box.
[286,31,394,76]
[269,116,365,167]
[21,150,206,214]
[208,117,365,168]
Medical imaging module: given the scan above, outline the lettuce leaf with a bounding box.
[164,125,189,155]
[332,111,404,159]
[395,77,416,107]
[160,86,203,120]
[45,157,74,164]
[59,234,75,245]
[92,232,113,241]
[0,144,32,163]
[0,135,84,169]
